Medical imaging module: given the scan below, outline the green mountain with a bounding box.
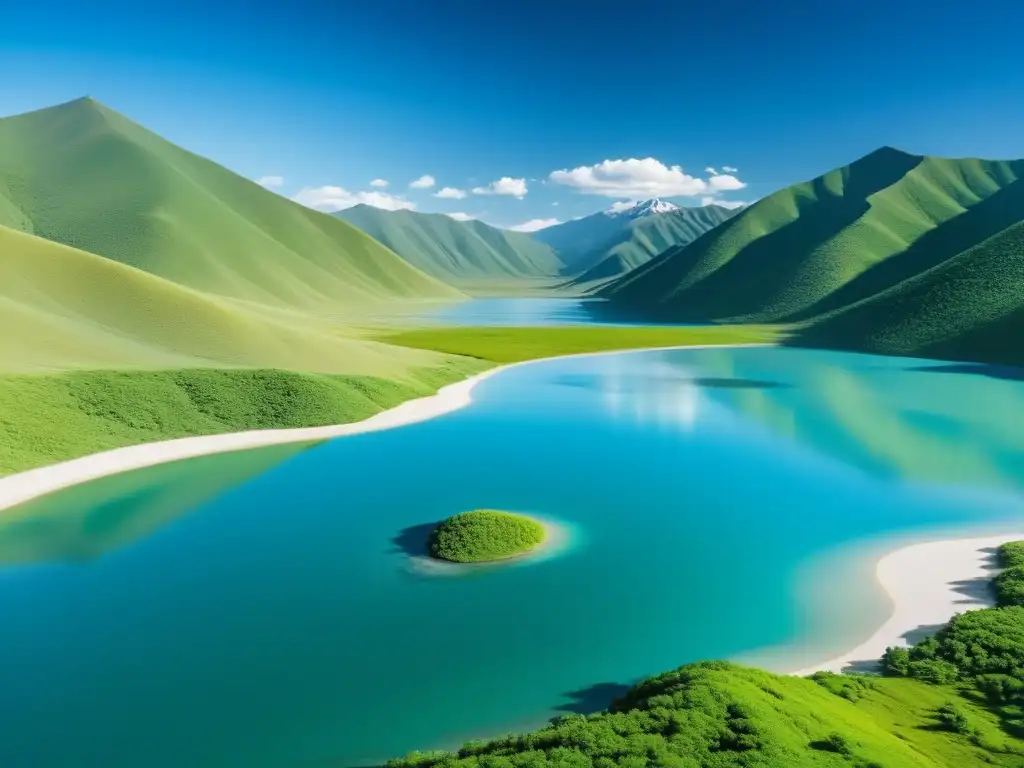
[534,199,738,279]
[797,219,1024,366]
[604,148,1024,326]
[571,203,740,284]
[334,205,565,284]
[0,97,461,310]
[0,223,446,376]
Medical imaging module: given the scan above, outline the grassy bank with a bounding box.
[0,360,484,476]
[1,325,778,477]
[386,542,1024,767]
[379,324,781,363]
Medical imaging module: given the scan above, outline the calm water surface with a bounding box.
[367,296,679,326]
[1,347,1023,766]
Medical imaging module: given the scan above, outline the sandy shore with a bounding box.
[791,531,1024,676]
[0,343,765,513]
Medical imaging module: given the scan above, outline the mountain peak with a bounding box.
[605,198,679,218]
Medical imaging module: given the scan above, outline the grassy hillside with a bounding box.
[0,223,448,376]
[0,221,489,474]
[0,97,461,310]
[386,662,1024,767]
[571,204,739,284]
[797,220,1024,366]
[604,148,1024,327]
[335,205,565,284]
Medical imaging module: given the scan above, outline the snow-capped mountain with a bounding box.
[605,198,680,218]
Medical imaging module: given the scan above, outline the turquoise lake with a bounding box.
[364,296,674,326]
[2,346,1024,766]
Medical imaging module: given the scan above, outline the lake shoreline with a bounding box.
[0,343,768,513]
[789,530,1024,676]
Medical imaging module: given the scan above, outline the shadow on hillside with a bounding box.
[902,622,948,646]
[949,575,996,605]
[904,362,1024,382]
[553,682,634,716]
[841,658,882,674]
[390,522,437,558]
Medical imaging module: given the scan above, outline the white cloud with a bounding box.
[722,166,739,174]
[434,186,467,199]
[369,178,389,188]
[548,157,747,199]
[409,174,436,189]
[551,201,559,206]
[256,175,284,188]
[704,167,718,176]
[472,177,529,198]
[446,212,474,221]
[708,174,745,192]
[607,199,639,213]
[700,196,748,210]
[509,217,560,232]
[292,186,416,212]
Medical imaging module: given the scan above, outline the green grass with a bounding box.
[0,360,485,476]
[0,98,461,311]
[604,148,1024,330]
[379,324,782,363]
[334,205,565,285]
[429,510,546,563]
[796,220,1024,367]
[386,662,1024,767]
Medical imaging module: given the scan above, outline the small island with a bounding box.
[429,509,547,563]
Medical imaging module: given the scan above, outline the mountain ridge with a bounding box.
[0,97,461,311]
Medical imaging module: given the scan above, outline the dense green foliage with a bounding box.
[381,325,780,364]
[429,510,546,563]
[386,662,1024,767]
[0,361,483,475]
[0,98,459,310]
[334,205,565,284]
[534,204,737,280]
[385,541,1024,767]
[882,541,1024,736]
[602,148,1024,367]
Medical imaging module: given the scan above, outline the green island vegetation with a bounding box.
[385,541,1024,767]
[429,510,547,563]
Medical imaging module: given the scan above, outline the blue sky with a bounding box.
[2,0,1023,231]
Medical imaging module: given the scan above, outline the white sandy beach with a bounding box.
[792,531,1024,676]
[0,343,764,514]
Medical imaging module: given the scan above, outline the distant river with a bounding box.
[364,296,680,326]
[1,347,1023,766]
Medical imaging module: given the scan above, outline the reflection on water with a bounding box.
[1,347,1024,767]
[0,442,315,566]
[367,297,687,327]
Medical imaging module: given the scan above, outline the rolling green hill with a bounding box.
[0,97,461,311]
[604,148,1024,327]
[386,662,1024,767]
[0,222,485,474]
[797,220,1024,366]
[534,200,737,278]
[334,205,565,284]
